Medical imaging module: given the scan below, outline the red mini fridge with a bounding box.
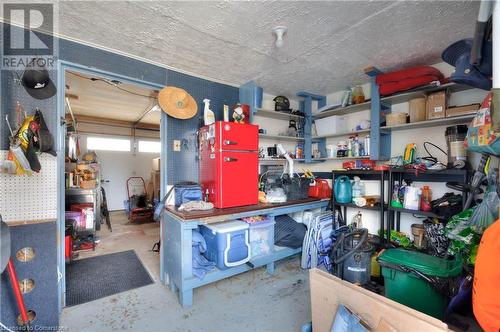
[199,121,259,208]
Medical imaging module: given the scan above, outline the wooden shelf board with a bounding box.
[380,114,474,132]
[254,109,304,120]
[259,134,305,141]
[312,83,476,119]
[313,129,370,139]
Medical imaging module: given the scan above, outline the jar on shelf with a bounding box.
[352,85,365,104]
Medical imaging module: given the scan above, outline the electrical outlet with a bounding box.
[173,140,181,152]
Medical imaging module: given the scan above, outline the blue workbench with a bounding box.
[160,198,329,307]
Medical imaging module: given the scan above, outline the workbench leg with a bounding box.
[266,262,275,275]
[169,280,178,293]
[180,289,193,308]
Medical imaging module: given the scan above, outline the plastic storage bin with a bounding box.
[243,218,275,259]
[378,248,462,319]
[314,115,346,137]
[200,220,250,270]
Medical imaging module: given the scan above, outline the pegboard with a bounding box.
[0,150,58,224]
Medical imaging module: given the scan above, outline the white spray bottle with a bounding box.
[203,99,215,125]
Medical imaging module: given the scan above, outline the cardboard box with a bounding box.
[426,91,447,120]
[152,158,160,171]
[80,180,97,189]
[151,171,160,200]
[310,269,450,332]
[445,103,480,118]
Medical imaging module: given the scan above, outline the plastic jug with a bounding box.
[352,176,365,198]
[334,176,352,203]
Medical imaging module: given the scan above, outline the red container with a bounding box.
[70,203,93,211]
[308,179,332,199]
[65,235,72,261]
[199,121,259,208]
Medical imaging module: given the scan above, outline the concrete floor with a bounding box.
[61,211,311,332]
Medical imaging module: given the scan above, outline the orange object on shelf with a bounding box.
[308,179,332,199]
[420,185,432,212]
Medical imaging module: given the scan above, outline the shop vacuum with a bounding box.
[330,228,373,285]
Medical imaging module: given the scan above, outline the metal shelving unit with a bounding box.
[331,169,388,245]
[388,206,444,219]
[387,168,470,241]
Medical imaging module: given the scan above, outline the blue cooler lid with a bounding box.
[206,220,249,233]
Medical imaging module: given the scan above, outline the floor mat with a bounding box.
[65,250,154,306]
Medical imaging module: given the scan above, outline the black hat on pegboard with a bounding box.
[21,59,57,99]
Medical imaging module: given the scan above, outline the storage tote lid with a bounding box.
[206,220,249,233]
[378,248,462,278]
[246,219,275,229]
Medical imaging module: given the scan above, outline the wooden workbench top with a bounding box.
[166,197,327,221]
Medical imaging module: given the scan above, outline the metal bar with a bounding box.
[387,170,393,243]
[380,171,385,245]
[303,96,312,162]
[7,258,29,325]
[65,97,77,133]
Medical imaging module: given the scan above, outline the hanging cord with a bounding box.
[67,71,157,99]
[421,141,447,167]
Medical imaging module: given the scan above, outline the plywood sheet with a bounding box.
[309,269,450,332]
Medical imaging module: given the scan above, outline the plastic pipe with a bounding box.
[6,258,29,325]
[276,143,294,177]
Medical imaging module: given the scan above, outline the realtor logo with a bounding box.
[2,3,57,69]
[3,3,53,55]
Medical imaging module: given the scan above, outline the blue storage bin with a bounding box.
[200,220,250,270]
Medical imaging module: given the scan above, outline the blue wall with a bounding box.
[166,70,239,183]
[1,222,58,330]
[0,22,239,328]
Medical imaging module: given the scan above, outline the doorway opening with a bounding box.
[61,68,164,307]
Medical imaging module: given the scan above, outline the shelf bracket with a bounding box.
[239,81,261,124]
[296,91,326,163]
[365,67,391,161]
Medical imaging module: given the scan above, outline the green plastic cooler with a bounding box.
[378,249,462,319]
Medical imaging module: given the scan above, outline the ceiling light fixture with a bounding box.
[273,26,287,48]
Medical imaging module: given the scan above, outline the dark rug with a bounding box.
[65,250,154,306]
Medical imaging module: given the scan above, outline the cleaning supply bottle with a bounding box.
[352,176,365,198]
[420,185,432,212]
[203,99,215,125]
[223,105,229,122]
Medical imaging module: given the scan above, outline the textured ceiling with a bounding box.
[58,1,479,97]
[65,71,160,124]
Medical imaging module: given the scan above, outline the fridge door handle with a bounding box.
[223,140,238,146]
[224,157,238,162]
